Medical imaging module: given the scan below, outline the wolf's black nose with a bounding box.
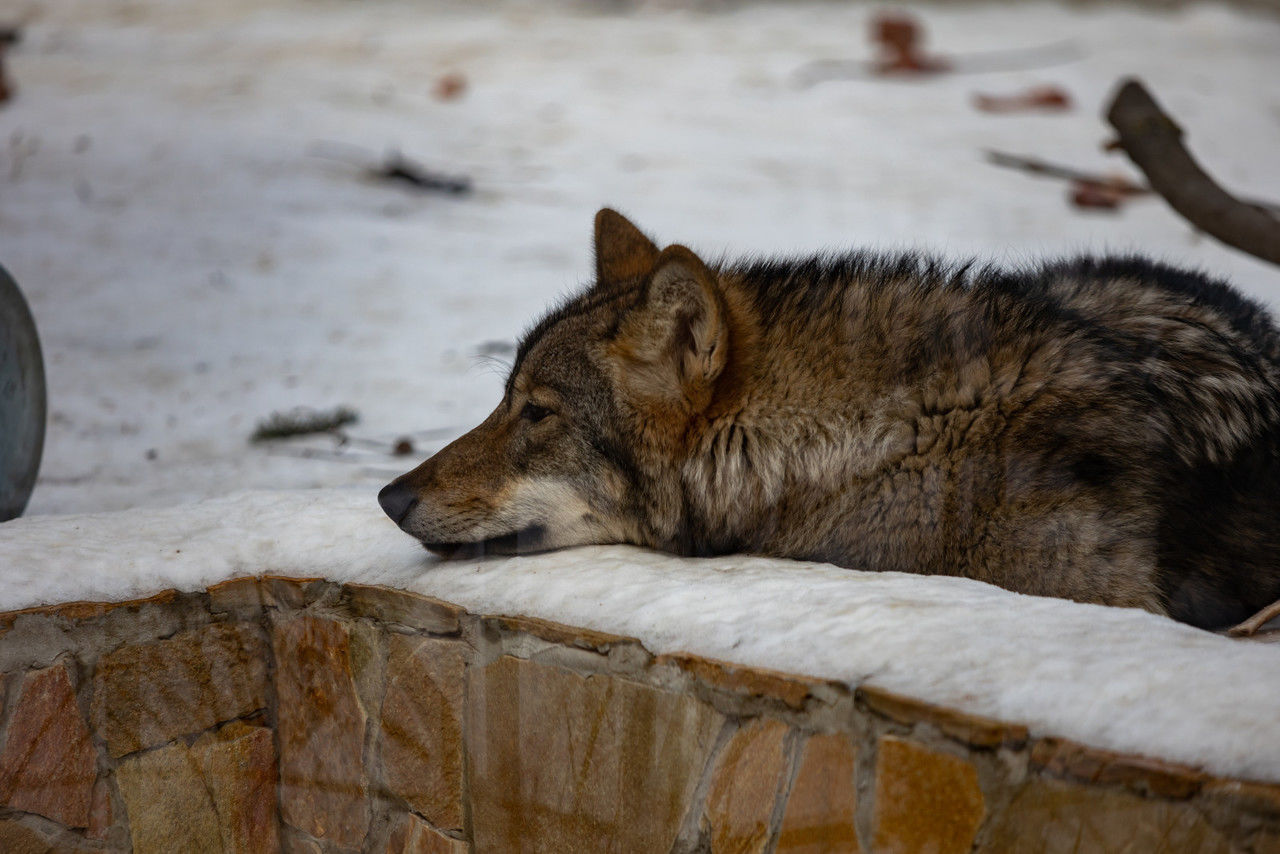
[378,482,419,525]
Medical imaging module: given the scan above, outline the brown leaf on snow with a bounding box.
[434,72,467,101]
[871,11,950,75]
[973,85,1073,113]
[1069,177,1142,211]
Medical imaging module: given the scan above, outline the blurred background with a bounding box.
[1,0,1277,516]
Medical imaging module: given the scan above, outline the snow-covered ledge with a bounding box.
[1,490,1278,852]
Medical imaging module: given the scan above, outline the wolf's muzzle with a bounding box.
[378,481,419,526]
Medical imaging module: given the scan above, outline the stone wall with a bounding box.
[0,576,1277,853]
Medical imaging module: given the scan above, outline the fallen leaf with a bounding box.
[434,72,467,101]
[871,11,950,75]
[974,85,1072,113]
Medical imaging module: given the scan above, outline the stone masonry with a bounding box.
[0,576,1277,852]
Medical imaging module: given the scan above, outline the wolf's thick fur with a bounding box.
[380,209,1280,629]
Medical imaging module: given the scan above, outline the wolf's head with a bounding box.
[379,209,735,557]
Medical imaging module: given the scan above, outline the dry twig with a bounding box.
[1227,599,1280,637]
[986,149,1280,216]
[251,406,359,442]
[1105,78,1280,266]
[371,153,471,196]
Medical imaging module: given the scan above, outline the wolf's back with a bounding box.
[1015,256,1280,627]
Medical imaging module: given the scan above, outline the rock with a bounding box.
[273,614,368,848]
[117,720,278,854]
[341,585,461,634]
[0,663,96,827]
[385,812,468,854]
[979,777,1233,853]
[777,732,860,853]
[871,736,985,854]
[93,622,268,757]
[703,718,791,854]
[380,636,466,831]
[468,655,722,853]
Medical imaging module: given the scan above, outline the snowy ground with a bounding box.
[1,0,1278,515]
[3,490,1280,783]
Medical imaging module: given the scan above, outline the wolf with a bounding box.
[380,208,1280,630]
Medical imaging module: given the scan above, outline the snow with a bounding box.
[2,488,1279,784]
[1,0,1279,514]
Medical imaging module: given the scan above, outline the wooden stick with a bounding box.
[1227,599,1280,637]
[1105,79,1280,266]
[984,150,1146,195]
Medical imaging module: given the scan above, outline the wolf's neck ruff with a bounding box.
[380,208,1280,632]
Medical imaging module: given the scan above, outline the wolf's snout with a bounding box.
[378,481,419,526]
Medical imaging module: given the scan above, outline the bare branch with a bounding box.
[1105,78,1280,266]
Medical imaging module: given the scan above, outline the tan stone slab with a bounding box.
[657,652,827,711]
[1030,736,1207,799]
[380,635,466,831]
[117,720,278,854]
[777,732,860,854]
[0,819,98,854]
[979,777,1234,853]
[0,822,99,854]
[93,621,269,757]
[341,584,462,634]
[0,821,49,854]
[273,613,369,848]
[482,613,638,652]
[0,589,180,631]
[195,720,280,853]
[1201,778,1280,820]
[857,685,1028,749]
[0,663,97,827]
[704,718,791,854]
[385,813,469,854]
[871,735,985,854]
[280,829,326,854]
[86,775,113,840]
[207,575,322,613]
[468,655,723,853]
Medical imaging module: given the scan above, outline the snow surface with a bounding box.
[1,0,1279,514]
[3,489,1280,784]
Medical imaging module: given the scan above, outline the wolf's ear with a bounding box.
[594,208,660,286]
[613,245,729,411]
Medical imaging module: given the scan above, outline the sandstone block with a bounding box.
[777,732,860,853]
[704,718,791,854]
[858,685,1028,749]
[871,736,985,854]
[468,655,722,853]
[0,819,96,854]
[482,614,638,653]
[273,614,369,848]
[0,663,97,827]
[341,584,461,634]
[117,720,278,854]
[385,813,469,854]
[657,652,824,711]
[207,575,322,614]
[93,622,268,757]
[1031,737,1206,799]
[979,777,1233,853]
[380,635,466,831]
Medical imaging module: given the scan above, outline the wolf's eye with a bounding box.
[521,402,553,423]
